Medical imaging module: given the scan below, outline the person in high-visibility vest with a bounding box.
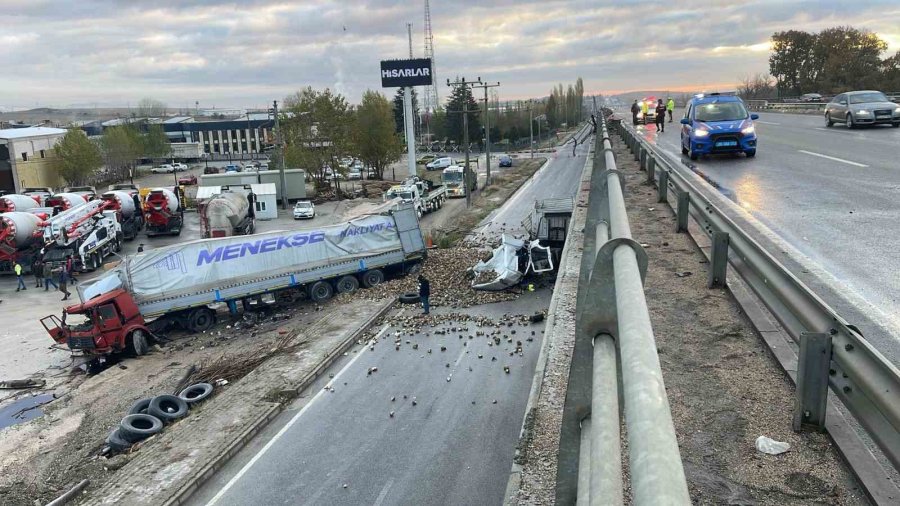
[640,100,649,124]
[14,261,26,291]
[666,97,675,123]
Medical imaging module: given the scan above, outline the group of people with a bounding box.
[13,255,76,301]
[631,97,675,132]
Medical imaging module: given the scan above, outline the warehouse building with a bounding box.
[0,127,66,193]
[162,116,275,156]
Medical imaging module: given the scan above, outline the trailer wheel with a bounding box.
[119,414,164,443]
[128,330,149,356]
[188,308,216,332]
[309,281,333,303]
[336,275,359,294]
[361,269,385,288]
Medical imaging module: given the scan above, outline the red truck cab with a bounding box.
[41,288,152,356]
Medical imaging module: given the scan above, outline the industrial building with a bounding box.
[162,116,275,156]
[0,127,67,193]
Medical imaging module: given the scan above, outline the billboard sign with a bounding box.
[380,58,433,88]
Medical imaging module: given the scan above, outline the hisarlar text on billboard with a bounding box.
[380,58,433,88]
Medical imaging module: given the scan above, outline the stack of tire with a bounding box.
[106,383,214,452]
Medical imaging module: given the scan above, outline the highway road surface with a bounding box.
[636,110,900,366]
[189,128,593,506]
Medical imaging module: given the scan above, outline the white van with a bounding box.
[426,157,455,171]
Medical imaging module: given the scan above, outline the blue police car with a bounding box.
[680,94,759,160]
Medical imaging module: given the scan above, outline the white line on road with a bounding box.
[814,127,855,134]
[204,315,400,506]
[755,120,780,125]
[372,478,395,506]
[798,149,868,167]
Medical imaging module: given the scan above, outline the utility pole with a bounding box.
[272,100,288,209]
[447,77,483,208]
[529,102,534,159]
[470,80,499,187]
[403,23,417,178]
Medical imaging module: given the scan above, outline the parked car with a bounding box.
[824,90,900,128]
[177,174,198,185]
[151,164,175,173]
[348,168,362,180]
[224,164,240,173]
[293,201,315,219]
[498,154,513,167]
[799,93,824,103]
[417,154,437,164]
[680,93,759,160]
[258,162,269,170]
[204,166,220,175]
[426,157,455,171]
[172,163,188,172]
[243,162,257,171]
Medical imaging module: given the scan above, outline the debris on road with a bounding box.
[755,435,791,455]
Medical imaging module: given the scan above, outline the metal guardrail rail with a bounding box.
[555,113,690,505]
[616,119,900,479]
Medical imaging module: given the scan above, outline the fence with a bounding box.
[555,113,690,505]
[615,118,900,498]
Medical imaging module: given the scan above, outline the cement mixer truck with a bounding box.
[40,200,122,271]
[144,187,184,237]
[199,190,255,238]
[101,191,143,240]
[46,192,89,211]
[41,203,426,358]
[0,211,45,272]
[0,194,41,213]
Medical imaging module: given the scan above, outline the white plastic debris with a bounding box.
[755,435,790,455]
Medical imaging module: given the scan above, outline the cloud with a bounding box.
[0,0,898,108]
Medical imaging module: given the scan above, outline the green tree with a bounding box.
[769,30,818,95]
[143,124,172,160]
[353,90,403,180]
[54,129,103,185]
[445,81,480,146]
[546,93,559,128]
[282,87,353,186]
[391,88,419,135]
[101,124,142,180]
[816,26,887,92]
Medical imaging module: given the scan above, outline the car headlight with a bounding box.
[741,125,755,135]
[857,109,870,115]
[694,129,709,137]
[894,107,900,114]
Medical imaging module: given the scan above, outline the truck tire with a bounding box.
[179,383,214,405]
[127,398,152,415]
[188,308,216,332]
[106,428,132,452]
[361,269,385,288]
[129,330,149,356]
[148,395,189,423]
[119,414,164,443]
[399,292,420,304]
[336,275,359,294]
[309,281,333,303]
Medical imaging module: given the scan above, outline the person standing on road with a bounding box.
[640,100,649,124]
[655,99,667,132]
[57,266,71,301]
[666,97,675,123]
[571,137,578,157]
[590,114,597,134]
[418,275,431,315]
[631,100,640,125]
[14,261,26,291]
[65,255,78,283]
[32,258,43,288]
[43,261,58,291]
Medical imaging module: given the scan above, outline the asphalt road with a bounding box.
[188,131,592,506]
[636,110,900,365]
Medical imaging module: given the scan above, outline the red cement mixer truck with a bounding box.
[101,191,143,240]
[144,187,184,237]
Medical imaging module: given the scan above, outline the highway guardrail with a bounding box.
[555,112,690,505]
[615,119,900,484]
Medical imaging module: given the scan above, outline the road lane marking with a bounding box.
[204,315,400,505]
[814,127,854,134]
[373,479,395,506]
[755,120,780,125]
[798,150,868,167]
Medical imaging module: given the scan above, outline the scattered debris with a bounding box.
[755,436,790,455]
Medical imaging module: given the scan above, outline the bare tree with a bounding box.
[136,97,168,118]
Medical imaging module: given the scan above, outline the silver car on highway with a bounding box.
[824,90,900,128]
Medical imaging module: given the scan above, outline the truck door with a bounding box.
[96,303,124,349]
[392,205,426,255]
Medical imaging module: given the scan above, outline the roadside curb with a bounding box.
[163,298,397,506]
[503,133,595,505]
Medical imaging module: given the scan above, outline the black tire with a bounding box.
[335,275,359,294]
[361,269,384,288]
[106,428,132,452]
[892,122,899,128]
[681,144,688,155]
[119,414,164,443]
[308,280,333,303]
[127,398,152,415]
[745,149,757,158]
[846,113,854,129]
[130,330,149,356]
[689,148,699,161]
[148,395,189,423]
[188,307,216,332]
[399,292,420,304]
[825,113,833,127]
[179,383,214,404]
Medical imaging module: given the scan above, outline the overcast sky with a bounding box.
[1,0,898,110]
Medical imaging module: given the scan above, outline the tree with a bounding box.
[101,124,142,180]
[445,81,480,146]
[546,93,559,128]
[55,129,102,185]
[391,88,419,135]
[136,97,167,118]
[769,30,818,96]
[575,77,585,122]
[737,73,777,100]
[143,124,172,160]
[282,87,353,186]
[353,90,403,180]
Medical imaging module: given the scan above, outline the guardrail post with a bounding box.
[675,191,690,233]
[793,332,833,432]
[639,149,648,171]
[634,144,641,162]
[708,231,729,288]
[657,171,668,203]
[646,157,656,184]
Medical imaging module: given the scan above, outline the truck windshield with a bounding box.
[443,172,463,183]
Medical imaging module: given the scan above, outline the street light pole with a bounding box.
[530,103,534,159]
[273,100,288,209]
[470,80,499,187]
